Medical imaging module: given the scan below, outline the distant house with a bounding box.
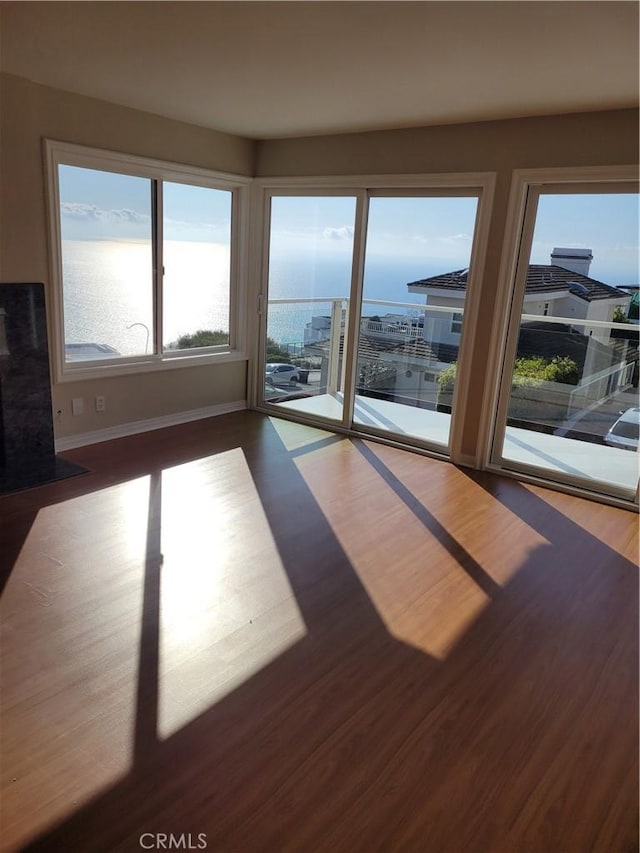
[302,248,636,412]
[407,247,630,348]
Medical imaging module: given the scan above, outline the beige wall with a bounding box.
[257,109,639,458]
[256,110,638,177]
[1,73,637,457]
[51,360,247,437]
[0,73,254,440]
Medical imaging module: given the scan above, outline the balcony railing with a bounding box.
[266,296,637,416]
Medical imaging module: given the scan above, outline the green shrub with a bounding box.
[438,355,579,393]
[613,306,629,323]
[513,355,579,386]
[437,363,457,393]
[176,329,229,348]
[265,337,292,363]
[173,330,297,365]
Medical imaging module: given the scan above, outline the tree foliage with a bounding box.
[173,330,294,364]
[175,329,229,348]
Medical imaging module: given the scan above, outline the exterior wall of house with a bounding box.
[552,295,590,328]
[584,298,628,344]
[522,292,568,318]
[525,302,548,318]
[0,74,255,441]
[392,366,439,407]
[422,311,461,349]
[420,294,467,348]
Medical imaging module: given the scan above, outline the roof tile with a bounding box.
[408,265,628,302]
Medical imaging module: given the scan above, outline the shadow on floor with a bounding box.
[10,413,638,853]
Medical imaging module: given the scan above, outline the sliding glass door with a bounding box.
[257,177,493,460]
[491,181,639,503]
[353,194,479,449]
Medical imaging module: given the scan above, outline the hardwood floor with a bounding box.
[1,411,637,852]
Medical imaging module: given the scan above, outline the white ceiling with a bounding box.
[1,1,637,140]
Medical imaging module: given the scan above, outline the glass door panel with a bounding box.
[492,191,640,500]
[353,195,479,449]
[261,196,357,422]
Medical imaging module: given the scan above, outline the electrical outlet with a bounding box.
[71,398,84,416]
[95,395,106,413]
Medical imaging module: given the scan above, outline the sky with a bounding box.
[269,195,478,266]
[58,166,232,244]
[530,194,639,285]
[58,166,639,285]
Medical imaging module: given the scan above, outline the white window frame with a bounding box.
[45,140,251,382]
[248,173,495,467]
[479,164,639,509]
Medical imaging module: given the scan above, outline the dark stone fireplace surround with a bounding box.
[0,283,86,494]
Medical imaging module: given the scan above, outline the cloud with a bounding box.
[411,232,472,246]
[61,202,150,225]
[438,232,473,245]
[323,225,354,241]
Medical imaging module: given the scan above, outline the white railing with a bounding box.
[568,359,636,415]
[266,296,467,403]
[266,296,638,416]
[361,319,424,340]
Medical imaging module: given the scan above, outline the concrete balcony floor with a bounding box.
[275,392,639,497]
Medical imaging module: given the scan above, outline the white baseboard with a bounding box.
[55,400,247,452]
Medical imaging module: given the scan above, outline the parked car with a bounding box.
[604,407,640,451]
[265,363,299,385]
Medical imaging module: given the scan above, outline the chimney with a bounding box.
[550,247,593,277]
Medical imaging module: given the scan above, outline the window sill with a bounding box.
[56,349,248,383]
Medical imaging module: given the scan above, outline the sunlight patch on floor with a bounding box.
[291,440,549,659]
[0,456,310,846]
[158,450,307,740]
[268,415,337,453]
[0,478,152,849]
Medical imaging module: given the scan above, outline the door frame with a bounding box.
[249,173,496,466]
[480,165,639,508]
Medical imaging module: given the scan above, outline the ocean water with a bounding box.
[62,239,231,356]
[61,240,451,353]
[265,254,437,345]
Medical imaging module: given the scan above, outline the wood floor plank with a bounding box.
[0,411,637,852]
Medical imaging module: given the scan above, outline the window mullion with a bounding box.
[341,188,369,430]
[153,179,164,356]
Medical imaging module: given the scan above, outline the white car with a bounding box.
[604,407,640,451]
[265,362,299,386]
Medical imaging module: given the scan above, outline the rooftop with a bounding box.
[408,265,630,302]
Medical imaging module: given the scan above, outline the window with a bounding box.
[487,167,639,507]
[162,182,233,352]
[450,312,463,334]
[46,141,249,379]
